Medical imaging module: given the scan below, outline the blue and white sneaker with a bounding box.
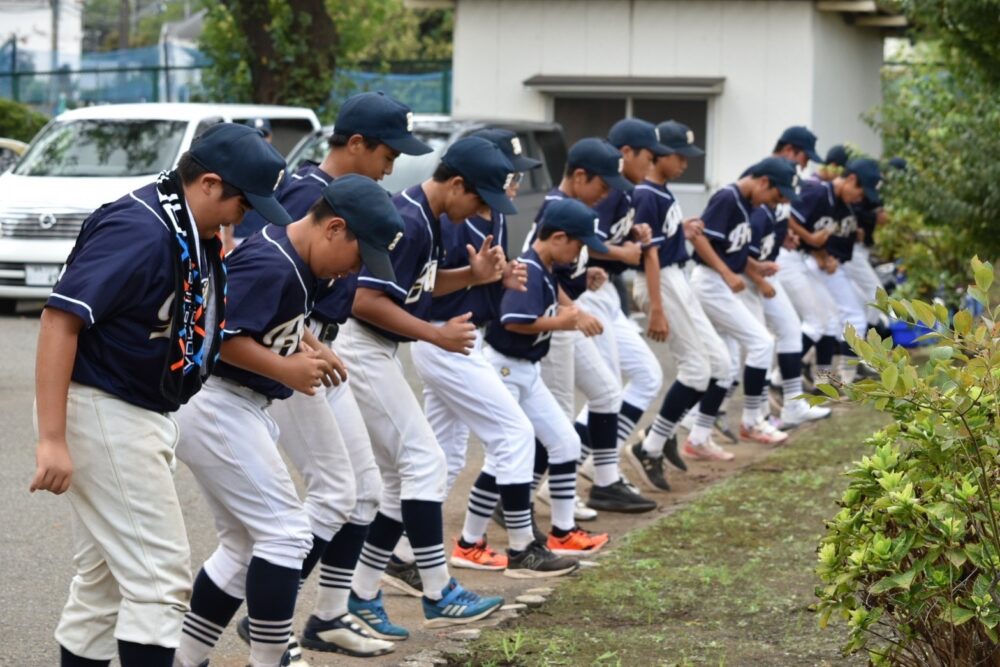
[347,590,410,641]
[422,578,504,628]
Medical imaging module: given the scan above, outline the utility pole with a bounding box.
[50,0,59,69]
[119,0,131,50]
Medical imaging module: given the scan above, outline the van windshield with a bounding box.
[14,119,188,177]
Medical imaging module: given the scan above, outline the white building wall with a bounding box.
[1,0,83,63]
[454,0,884,193]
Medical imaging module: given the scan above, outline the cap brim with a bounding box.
[651,143,674,157]
[478,187,518,215]
[863,184,881,204]
[581,234,610,254]
[245,192,293,226]
[511,155,543,171]
[806,148,822,163]
[601,173,634,192]
[359,239,397,283]
[382,134,434,156]
[674,145,705,157]
[777,185,801,204]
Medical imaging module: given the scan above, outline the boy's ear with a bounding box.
[326,216,348,237]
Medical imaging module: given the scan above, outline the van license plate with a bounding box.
[25,264,62,287]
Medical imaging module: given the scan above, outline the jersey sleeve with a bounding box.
[699,190,735,242]
[789,184,826,227]
[499,267,547,324]
[632,188,664,247]
[356,223,419,302]
[222,252,290,337]
[748,208,765,259]
[47,216,166,327]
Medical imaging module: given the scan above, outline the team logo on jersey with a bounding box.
[388,230,403,251]
[725,221,753,254]
[263,315,305,357]
[504,172,516,190]
[273,169,285,192]
[405,260,438,304]
[687,130,695,145]
[534,303,559,346]
[406,112,414,132]
[617,157,625,174]
[510,137,523,155]
[759,232,776,261]
[664,202,683,238]
[814,215,836,233]
[607,209,634,245]
[654,127,661,142]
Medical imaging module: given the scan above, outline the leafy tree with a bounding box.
[0,99,49,142]
[871,1,1000,304]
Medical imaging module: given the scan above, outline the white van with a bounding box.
[0,103,319,303]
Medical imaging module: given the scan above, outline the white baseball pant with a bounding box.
[843,245,884,326]
[51,384,190,659]
[175,379,313,600]
[690,264,773,373]
[484,347,582,465]
[633,264,730,391]
[760,278,803,354]
[412,327,535,492]
[333,318,447,523]
[540,329,622,420]
[578,280,663,409]
[805,256,867,341]
[775,248,840,341]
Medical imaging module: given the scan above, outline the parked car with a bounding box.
[0,138,28,174]
[0,103,319,304]
[284,115,567,254]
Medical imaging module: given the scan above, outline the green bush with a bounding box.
[815,257,1000,665]
[0,99,49,143]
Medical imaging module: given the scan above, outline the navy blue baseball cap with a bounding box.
[749,157,801,203]
[245,117,272,137]
[825,144,849,167]
[321,174,405,283]
[566,138,633,192]
[846,158,883,204]
[777,126,822,163]
[441,136,518,215]
[334,91,432,156]
[190,123,291,225]
[656,120,704,157]
[539,198,609,254]
[887,157,908,172]
[471,128,542,172]
[608,118,672,156]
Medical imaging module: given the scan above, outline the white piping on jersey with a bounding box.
[543,194,566,202]
[724,184,751,223]
[49,293,95,326]
[292,171,328,185]
[400,189,436,285]
[501,312,541,322]
[222,327,242,335]
[633,183,675,202]
[357,275,408,299]
[128,191,171,232]
[703,228,726,240]
[464,219,486,242]
[649,234,666,243]
[262,226,310,314]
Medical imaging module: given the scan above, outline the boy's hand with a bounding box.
[437,312,477,354]
[647,307,669,342]
[30,439,73,495]
[631,223,653,245]
[725,272,746,293]
[467,235,505,285]
[502,260,528,292]
[586,267,608,291]
[683,218,705,240]
[757,279,776,299]
[619,241,643,266]
[556,304,581,331]
[576,309,603,337]
[281,347,331,395]
[316,345,348,386]
[783,230,800,250]
[757,261,780,277]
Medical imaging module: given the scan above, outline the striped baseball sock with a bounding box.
[688,379,729,445]
[461,472,500,545]
[588,411,620,486]
[617,401,644,449]
[573,421,593,463]
[175,568,243,667]
[547,460,577,533]
[777,352,804,402]
[314,522,368,621]
[352,512,403,600]
[643,381,700,457]
[245,557,300,667]
[400,499,450,600]
[498,482,533,551]
[299,533,331,582]
[742,366,768,427]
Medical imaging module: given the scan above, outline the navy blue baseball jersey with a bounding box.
[694,184,756,274]
[633,179,688,270]
[526,188,588,300]
[485,248,558,362]
[354,184,441,342]
[430,210,507,326]
[235,163,330,239]
[214,224,318,400]
[588,188,635,275]
[790,181,857,261]
[856,198,878,248]
[750,205,785,263]
[46,184,217,413]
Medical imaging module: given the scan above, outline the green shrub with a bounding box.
[0,99,49,143]
[814,257,1000,665]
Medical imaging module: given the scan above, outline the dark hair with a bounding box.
[773,141,803,155]
[176,151,243,200]
[432,162,478,194]
[308,195,336,222]
[563,163,599,180]
[328,133,382,151]
[537,225,569,241]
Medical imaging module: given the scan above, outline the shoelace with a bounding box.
[444,583,484,606]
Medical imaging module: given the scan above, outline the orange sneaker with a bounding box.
[449,538,508,570]
[547,527,610,556]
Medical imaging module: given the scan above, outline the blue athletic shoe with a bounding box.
[422,578,504,628]
[348,589,410,641]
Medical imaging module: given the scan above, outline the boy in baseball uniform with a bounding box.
[172,176,404,667]
[485,197,612,556]
[628,121,731,490]
[334,137,512,640]
[32,124,287,667]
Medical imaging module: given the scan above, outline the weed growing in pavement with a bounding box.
[815,258,1000,665]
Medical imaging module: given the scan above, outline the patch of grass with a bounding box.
[452,407,887,666]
